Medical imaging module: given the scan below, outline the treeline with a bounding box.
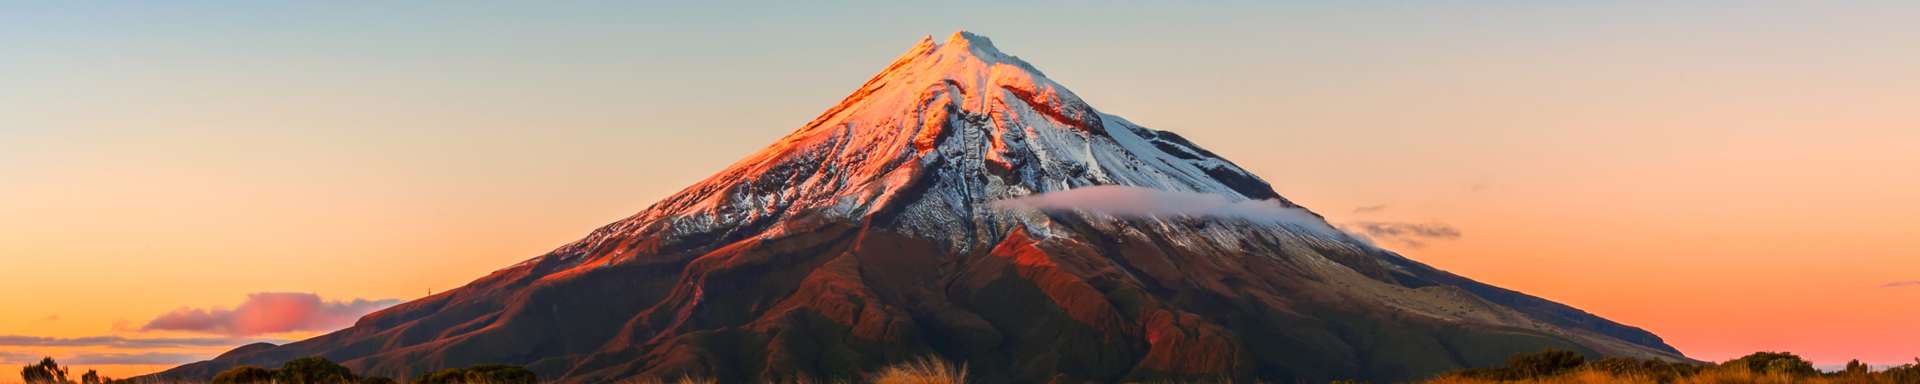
[208,356,535,384]
[1429,349,1920,383]
[17,356,537,384]
[20,357,112,384]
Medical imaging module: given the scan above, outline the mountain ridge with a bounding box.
[148,31,1683,383]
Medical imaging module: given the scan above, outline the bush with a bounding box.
[1879,359,1920,383]
[1506,349,1586,378]
[458,365,537,384]
[1447,349,1590,380]
[277,357,358,384]
[412,364,537,384]
[360,376,399,384]
[1722,351,1817,377]
[79,370,104,384]
[21,357,69,384]
[1586,356,1699,381]
[212,365,277,384]
[1424,350,1920,383]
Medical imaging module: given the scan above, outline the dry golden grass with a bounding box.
[605,356,962,384]
[1426,365,1912,384]
[614,376,719,384]
[869,356,967,384]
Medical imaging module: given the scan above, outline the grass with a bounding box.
[869,356,966,384]
[1428,365,1899,384]
[1424,350,1920,384]
[72,359,961,384]
[69,350,1920,383]
[615,377,718,384]
[608,357,963,384]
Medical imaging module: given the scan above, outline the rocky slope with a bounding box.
[150,31,1684,383]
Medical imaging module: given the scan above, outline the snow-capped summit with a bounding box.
[557,30,1295,264]
[151,32,1687,384]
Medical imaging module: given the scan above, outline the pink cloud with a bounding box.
[140,292,398,336]
[989,185,1341,236]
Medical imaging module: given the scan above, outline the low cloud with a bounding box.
[140,292,399,336]
[66,352,205,365]
[0,335,258,349]
[1351,205,1388,214]
[0,352,37,364]
[0,351,203,365]
[1881,280,1920,288]
[989,186,1339,235]
[1338,221,1462,248]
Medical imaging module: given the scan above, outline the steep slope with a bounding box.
[151,31,1684,383]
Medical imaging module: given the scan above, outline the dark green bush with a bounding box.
[1431,350,1920,383]
[1723,351,1817,377]
[1505,349,1586,377]
[20,357,68,384]
[212,365,277,384]
[1879,359,1920,383]
[277,357,358,384]
[411,364,537,384]
[1586,356,1699,382]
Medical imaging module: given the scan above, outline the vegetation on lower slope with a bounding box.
[18,355,963,384]
[24,349,1917,383]
[1426,349,1920,384]
[20,357,113,384]
[869,356,967,384]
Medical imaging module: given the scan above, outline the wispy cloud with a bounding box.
[990,186,1340,236]
[0,352,38,364]
[1351,204,1388,214]
[0,351,205,365]
[0,335,261,349]
[140,292,399,337]
[1338,221,1462,248]
[1881,280,1920,288]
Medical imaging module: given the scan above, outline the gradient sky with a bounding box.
[3,1,1917,380]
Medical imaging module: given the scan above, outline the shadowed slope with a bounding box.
[149,31,1682,383]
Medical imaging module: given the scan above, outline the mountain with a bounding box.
[150,31,1685,383]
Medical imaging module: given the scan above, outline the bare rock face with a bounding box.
[150,32,1684,383]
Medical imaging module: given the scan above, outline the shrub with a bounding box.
[412,364,537,384]
[360,376,399,384]
[212,365,277,384]
[458,365,537,384]
[1507,349,1586,378]
[1878,359,1920,383]
[1722,351,1817,377]
[1423,350,1920,384]
[1586,356,1699,381]
[21,357,69,384]
[277,357,358,384]
[1447,349,1591,380]
[79,370,104,384]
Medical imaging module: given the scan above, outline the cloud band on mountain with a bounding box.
[989,186,1340,236]
[1339,221,1462,248]
[140,292,399,336]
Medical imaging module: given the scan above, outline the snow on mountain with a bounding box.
[148,31,1686,384]
[540,31,1330,271]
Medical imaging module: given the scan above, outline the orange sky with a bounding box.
[2,2,1916,380]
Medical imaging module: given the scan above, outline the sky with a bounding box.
[2,1,1917,380]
